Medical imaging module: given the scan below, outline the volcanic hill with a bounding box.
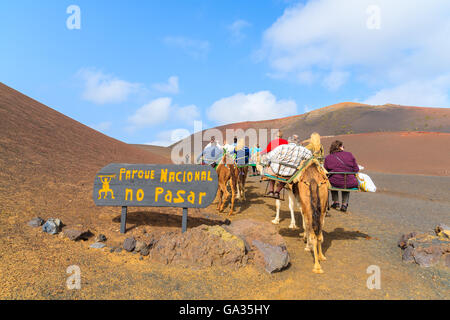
[0,82,170,222]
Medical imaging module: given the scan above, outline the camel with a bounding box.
[294,160,329,274]
[215,153,239,216]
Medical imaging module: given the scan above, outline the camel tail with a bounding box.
[309,179,321,236]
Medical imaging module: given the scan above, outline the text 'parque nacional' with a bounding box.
[93,164,218,208]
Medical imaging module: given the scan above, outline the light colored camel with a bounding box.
[294,160,329,274]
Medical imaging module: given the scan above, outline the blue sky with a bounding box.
[1,0,449,145]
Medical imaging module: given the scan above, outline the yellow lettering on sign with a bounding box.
[132,170,138,179]
[160,169,168,183]
[195,171,200,181]
[151,170,155,179]
[165,190,173,203]
[187,191,195,204]
[155,187,164,202]
[126,170,131,180]
[174,190,185,203]
[176,172,182,183]
[207,171,213,181]
[119,168,126,181]
[198,192,206,205]
[136,189,144,202]
[138,170,144,179]
[201,171,206,181]
[125,189,133,201]
[183,171,186,183]
[187,172,193,182]
[169,172,175,183]
[145,170,151,179]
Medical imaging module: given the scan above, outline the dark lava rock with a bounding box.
[252,240,290,273]
[402,246,415,263]
[413,249,442,268]
[123,237,136,252]
[399,227,450,268]
[42,218,62,235]
[224,219,290,272]
[28,217,44,228]
[64,229,91,241]
[96,234,107,242]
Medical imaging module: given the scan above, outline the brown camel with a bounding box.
[294,160,329,274]
[215,154,239,216]
[236,166,248,201]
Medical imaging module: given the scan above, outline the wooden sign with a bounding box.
[93,164,218,233]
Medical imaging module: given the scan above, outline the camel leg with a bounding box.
[218,182,230,212]
[318,232,327,261]
[228,178,236,216]
[310,235,324,274]
[241,170,247,200]
[288,191,297,229]
[216,187,223,211]
[304,230,312,251]
[219,186,230,213]
[272,199,281,225]
[236,182,241,200]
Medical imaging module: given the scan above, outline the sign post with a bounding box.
[93,164,218,234]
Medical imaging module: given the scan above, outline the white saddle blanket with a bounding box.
[264,143,312,177]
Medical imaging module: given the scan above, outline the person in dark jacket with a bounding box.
[324,140,359,212]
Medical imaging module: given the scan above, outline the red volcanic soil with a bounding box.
[0,83,170,220]
[321,132,450,176]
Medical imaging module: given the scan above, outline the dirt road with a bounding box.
[0,172,448,299]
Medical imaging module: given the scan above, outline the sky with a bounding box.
[1,0,449,146]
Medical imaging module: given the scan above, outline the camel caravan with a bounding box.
[196,131,376,274]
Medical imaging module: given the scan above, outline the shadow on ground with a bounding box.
[112,210,229,232]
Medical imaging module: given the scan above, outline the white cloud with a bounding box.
[228,19,251,43]
[297,70,317,85]
[77,69,142,104]
[207,91,297,125]
[164,36,210,59]
[128,97,172,128]
[177,104,200,123]
[128,98,200,130]
[364,77,450,107]
[146,129,191,147]
[152,76,179,94]
[323,71,350,91]
[261,0,450,98]
[90,121,112,133]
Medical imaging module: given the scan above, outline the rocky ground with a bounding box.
[0,172,448,300]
